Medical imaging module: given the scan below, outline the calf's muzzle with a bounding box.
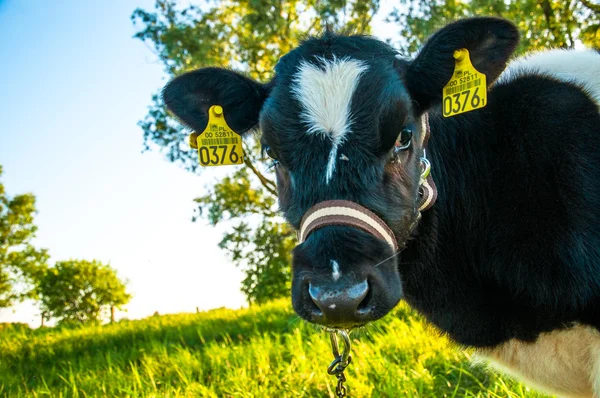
[294,200,401,327]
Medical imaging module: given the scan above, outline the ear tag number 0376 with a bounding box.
[442,48,487,117]
[189,105,244,166]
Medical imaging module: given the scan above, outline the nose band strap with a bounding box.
[298,200,398,252]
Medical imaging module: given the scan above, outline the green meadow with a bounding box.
[0,300,551,397]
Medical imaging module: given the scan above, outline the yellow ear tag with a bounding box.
[442,48,487,117]
[190,105,244,166]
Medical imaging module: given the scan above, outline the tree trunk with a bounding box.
[110,306,115,323]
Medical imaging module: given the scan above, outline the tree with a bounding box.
[0,165,48,309]
[38,260,131,325]
[132,0,379,303]
[389,0,599,56]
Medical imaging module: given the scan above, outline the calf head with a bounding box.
[164,18,519,328]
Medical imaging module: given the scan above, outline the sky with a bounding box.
[0,0,396,326]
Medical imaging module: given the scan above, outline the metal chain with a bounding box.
[328,330,352,397]
[335,372,347,397]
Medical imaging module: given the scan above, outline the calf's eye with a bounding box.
[263,145,280,168]
[395,128,412,151]
[264,145,278,160]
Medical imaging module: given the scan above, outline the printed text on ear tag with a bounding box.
[442,48,487,117]
[190,105,244,166]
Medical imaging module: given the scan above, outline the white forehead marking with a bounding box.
[498,49,600,106]
[292,56,368,139]
[292,57,369,183]
[331,259,341,282]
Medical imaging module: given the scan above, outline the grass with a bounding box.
[0,300,552,397]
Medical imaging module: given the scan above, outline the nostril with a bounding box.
[357,281,372,314]
[347,280,369,311]
[307,284,324,316]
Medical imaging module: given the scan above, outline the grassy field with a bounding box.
[0,300,551,397]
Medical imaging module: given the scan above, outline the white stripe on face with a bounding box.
[292,57,369,183]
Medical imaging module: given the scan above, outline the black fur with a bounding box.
[404,74,600,346]
[163,68,270,134]
[163,18,600,347]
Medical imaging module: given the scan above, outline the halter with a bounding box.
[297,113,437,253]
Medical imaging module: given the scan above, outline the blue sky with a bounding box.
[0,0,249,325]
[0,1,396,326]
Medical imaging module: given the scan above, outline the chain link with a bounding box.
[335,372,347,397]
[328,330,352,397]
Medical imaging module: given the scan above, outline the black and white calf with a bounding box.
[163,18,600,397]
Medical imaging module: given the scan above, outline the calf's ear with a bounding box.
[405,17,519,112]
[162,68,270,135]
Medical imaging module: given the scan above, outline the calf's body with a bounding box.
[162,19,600,397]
[404,49,600,396]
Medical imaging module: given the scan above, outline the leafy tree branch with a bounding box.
[0,165,48,308]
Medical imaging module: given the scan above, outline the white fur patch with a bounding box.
[331,260,341,282]
[475,324,600,397]
[592,342,600,397]
[292,57,369,183]
[498,49,600,106]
